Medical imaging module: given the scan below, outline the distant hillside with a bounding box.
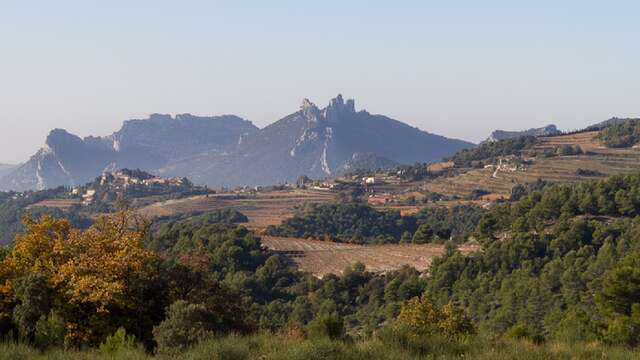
[0,114,257,191]
[424,129,640,199]
[483,124,561,143]
[593,118,640,148]
[160,95,474,186]
[585,117,640,131]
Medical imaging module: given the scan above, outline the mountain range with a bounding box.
[0,95,474,191]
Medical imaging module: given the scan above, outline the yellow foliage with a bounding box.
[0,211,158,346]
[395,294,475,338]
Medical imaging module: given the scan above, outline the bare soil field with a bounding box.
[136,190,335,230]
[262,236,479,277]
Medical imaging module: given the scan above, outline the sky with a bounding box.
[1,1,639,164]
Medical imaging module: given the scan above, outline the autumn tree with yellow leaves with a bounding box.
[0,212,163,347]
[395,294,475,339]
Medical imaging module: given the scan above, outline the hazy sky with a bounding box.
[1,1,639,164]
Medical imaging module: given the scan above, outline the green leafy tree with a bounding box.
[596,252,640,346]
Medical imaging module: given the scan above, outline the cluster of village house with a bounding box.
[71,171,185,205]
[67,171,396,206]
[483,157,521,172]
[483,156,528,178]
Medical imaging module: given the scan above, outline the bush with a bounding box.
[394,295,474,339]
[504,323,543,343]
[305,313,345,340]
[152,301,214,355]
[33,312,65,349]
[99,327,137,354]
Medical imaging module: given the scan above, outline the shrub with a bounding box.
[152,301,214,354]
[395,295,474,339]
[33,312,65,349]
[99,327,137,354]
[305,313,345,340]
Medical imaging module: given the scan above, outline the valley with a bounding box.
[15,122,640,277]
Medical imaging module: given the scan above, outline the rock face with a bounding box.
[484,124,561,143]
[0,95,474,190]
[159,95,474,186]
[0,115,258,191]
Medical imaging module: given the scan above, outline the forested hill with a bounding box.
[427,172,640,344]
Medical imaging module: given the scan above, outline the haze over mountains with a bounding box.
[0,164,17,179]
[0,95,474,191]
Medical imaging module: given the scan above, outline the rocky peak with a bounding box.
[175,113,195,121]
[149,113,173,121]
[324,94,356,119]
[45,129,84,152]
[300,98,316,111]
[345,99,355,112]
[300,98,322,123]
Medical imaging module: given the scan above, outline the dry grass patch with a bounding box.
[262,236,479,277]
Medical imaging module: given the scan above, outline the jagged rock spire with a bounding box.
[325,94,355,119]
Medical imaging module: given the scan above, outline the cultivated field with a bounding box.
[136,190,335,230]
[423,131,640,198]
[262,236,479,277]
[27,199,81,209]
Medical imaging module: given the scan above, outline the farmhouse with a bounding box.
[367,194,391,206]
[362,177,376,185]
[82,189,96,205]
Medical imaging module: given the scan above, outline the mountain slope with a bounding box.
[162,95,474,186]
[0,115,257,191]
[423,129,640,199]
[0,164,18,179]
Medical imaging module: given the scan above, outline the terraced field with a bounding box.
[262,236,479,277]
[423,131,640,198]
[28,199,81,209]
[137,190,335,230]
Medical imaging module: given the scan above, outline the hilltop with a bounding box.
[162,95,474,186]
[483,124,561,143]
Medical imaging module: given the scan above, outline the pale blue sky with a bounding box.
[1,1,638,163]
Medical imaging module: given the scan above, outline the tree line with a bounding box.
[265,203,484,244]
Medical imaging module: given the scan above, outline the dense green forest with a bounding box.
[447,136,538,167]
[597,118,640,148]
[427,173,640,344]
[3,174,640,358]
[265,203,484,244]
[0,209,441,356]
